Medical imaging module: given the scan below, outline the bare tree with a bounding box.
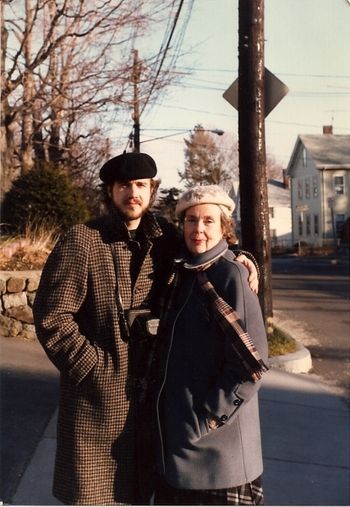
[1,0,182,192]
[266,153,284,180]
[216,133,240,189]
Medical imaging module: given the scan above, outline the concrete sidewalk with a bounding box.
[11,368,350,506]
[260,369,349,505]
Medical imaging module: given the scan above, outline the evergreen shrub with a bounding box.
[1,164,90,234]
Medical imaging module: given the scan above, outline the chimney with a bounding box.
[282,169,290,189]
[323,125,333,135]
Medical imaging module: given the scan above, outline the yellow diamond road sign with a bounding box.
[223,67,289,117]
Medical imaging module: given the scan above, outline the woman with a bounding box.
[154,185,269,505]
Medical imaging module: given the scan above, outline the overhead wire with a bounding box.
[174,66,350,79]
[148,0,179,88]
[124,0,194,148]
[141,0,195,123]
[139,0,186,117]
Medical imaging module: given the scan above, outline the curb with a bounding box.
[268,339,312,374]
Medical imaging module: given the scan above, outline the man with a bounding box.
[33,152,258,505]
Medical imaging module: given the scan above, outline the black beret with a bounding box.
[99,152,157,183]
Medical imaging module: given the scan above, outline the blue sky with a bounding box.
[113,0,350,189]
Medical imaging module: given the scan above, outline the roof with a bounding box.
[287,134,350,173]
[267,179,291,207]
[228,179,290,208]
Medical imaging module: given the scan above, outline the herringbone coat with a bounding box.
[33,209,176,505]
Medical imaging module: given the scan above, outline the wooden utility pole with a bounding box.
[132,49,141,152]
[238,0,273,323]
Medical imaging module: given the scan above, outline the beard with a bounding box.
[111,200,150,225]
[119,207,145,222]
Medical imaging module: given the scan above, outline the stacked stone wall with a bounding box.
[0,271,41,340]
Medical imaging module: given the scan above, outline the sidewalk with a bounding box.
[260,368,349,505]
[11,368,350,506]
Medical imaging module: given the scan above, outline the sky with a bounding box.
[112,0,350,189]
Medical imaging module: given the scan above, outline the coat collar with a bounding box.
[103,205,164,243]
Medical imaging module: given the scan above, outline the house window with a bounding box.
[298,215,303,236]
[298,180,303,199]
[314,214,319,235]
[313,175,318,198]
[334,176,344,195]
[306,214,311,235]
[269,207,274,218]
[335,214,345,238]
[305,178,310,199]
[302,148,307,167]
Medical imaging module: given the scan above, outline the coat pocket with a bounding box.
[79,346,116,403]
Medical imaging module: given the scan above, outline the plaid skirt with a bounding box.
[154,475,264,505]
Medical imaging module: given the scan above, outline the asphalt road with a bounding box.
[271,255,350,403]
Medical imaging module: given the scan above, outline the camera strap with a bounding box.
[110,244,130,342]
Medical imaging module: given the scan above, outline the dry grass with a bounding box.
[0,223,58,270]
[268,326,297,357]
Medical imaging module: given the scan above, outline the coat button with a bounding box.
[220,415,228,422]
[233,399,241,406]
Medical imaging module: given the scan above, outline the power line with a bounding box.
[140,0,186,117]
[167,80,350,95]
[175,66,350,79]
[141,0,195,119]
[126,0,194,149]
[155,103,350,131]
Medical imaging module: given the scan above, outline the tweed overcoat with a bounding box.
[155,241,268,490]
[33,210,176,505]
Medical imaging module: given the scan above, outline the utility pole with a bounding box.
[238,0,273,323]
[132,49,141,152]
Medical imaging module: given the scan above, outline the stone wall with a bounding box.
[0,271,41,340]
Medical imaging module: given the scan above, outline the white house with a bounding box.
[229,176,292,248]
[267,178,292,248]
[287,126,350,247]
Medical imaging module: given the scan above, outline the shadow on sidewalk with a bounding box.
[0,337,59,504]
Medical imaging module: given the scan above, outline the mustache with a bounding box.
[124,198,142,205]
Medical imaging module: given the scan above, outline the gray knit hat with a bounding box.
[175,185,235,218]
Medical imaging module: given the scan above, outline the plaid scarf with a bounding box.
[197,270,269,381]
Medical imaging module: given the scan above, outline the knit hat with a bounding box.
[175,185,235,218]
[100,152,157,183]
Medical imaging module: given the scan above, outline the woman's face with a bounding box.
[183,203,223,255]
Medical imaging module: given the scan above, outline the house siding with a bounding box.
[230,179,292,248]
[288,134,350,247]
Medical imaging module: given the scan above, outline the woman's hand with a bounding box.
[236,254,259,294]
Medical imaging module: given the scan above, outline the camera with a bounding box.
[126,308,160,339]
[124,308,160,385]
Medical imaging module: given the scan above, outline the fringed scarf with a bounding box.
[197,271,269,381]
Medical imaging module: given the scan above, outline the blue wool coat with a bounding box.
[155,241,268,490]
